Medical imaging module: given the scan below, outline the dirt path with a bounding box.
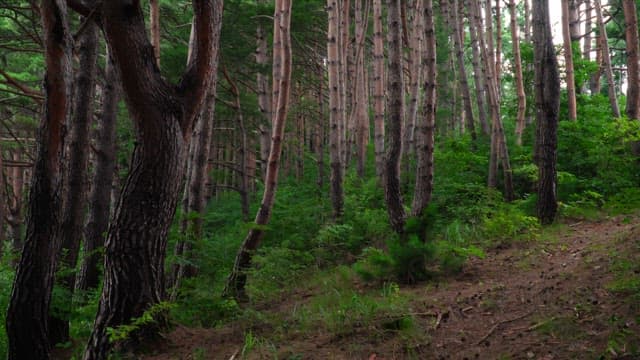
[145,216,640,359]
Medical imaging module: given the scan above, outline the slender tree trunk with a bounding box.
[6,1,71,358]
[7,150,24,267]
[466,1,489,136]
[49,5,99,344]
[83,1,220,358]
[373,0,385,176]
[594,0,621,117]
[510,0,527,145]
[327,0,345,219]
[78,50,120,292]
[222,0,292,302]
[316,65,326,187]
[411,0,436,218]
[384,0,406,234]
[494,0,502,98]
[339,0,350,168]
[584,0,592,61]
[451,0,476,142]
[562,0,577,120]
[523,0,531,43]
[256,1,271,180]
[533,0,560,225]
[623,0,639,121]
[353,0,371,177]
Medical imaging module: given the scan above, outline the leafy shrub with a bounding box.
[0,263,14,359]
[246,247,315,300]
[481,205,540,246]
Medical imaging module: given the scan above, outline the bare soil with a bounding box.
[142,216,640,359]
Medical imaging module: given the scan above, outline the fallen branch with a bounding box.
[476,310,535,345]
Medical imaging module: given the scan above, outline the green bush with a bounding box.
[0,263,14,359]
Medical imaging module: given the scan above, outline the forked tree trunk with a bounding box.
[373,0,385,176]
[594,0,620,117]
[6,1,72,358]
[78,49,120,292]
[561,0,577,120]
[509,0,527,145]
[83,1,220,358]
[49,5,99,344]
[451,0,475,142]
[384,0,406,233]
[411,0,436,218]
[327,0,345,219]
[223,0,292,302]
[533,0,560,225]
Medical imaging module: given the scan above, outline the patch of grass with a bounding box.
[530,316,586,341]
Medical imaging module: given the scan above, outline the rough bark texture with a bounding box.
[6,1,71,358]
[411,0,436,218]
[373,0,385,176]
[49,4,99,344]
[384,0,406,233]
[150,0,160,67]
[509,0,527,145]
[466,1,489,136]
[623,0,639,121]
[7,150,24,267]
[451,0,475,142]
[78,50,120,292]
[403,0,423,156]
[326,0,344,219]
[223,0,292,302]
[353,0,370,177]
[561,0,577,121]
[82,1,219,358]
[256,0,271,179]
[594,0,620,117]
[533,0,560,225]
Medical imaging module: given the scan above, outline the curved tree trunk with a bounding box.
[223,0,292,302]
[82,1,220,358]
[78,49,120,292]
[6,1,72,358]
[49,4,99,345]
[533,0,560,225]
[384,0,406,234]
[594,0,620,117]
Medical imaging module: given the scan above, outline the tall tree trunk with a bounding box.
[327,0,345,219]
[594,0,621,117]
[222,0,292,302]
[562,0,577,120]
[466,1,489,136]
[403,0,424,156]
[533,0,560,225]
[494,0,502,98]
[6,0,72,358]
[523,0,531,43]
[49,5,99,345]
[7,150,24,267]
[353,0,371,177]
[78,49,120,292]
[411,0,437,218]
[172,4,222,296]
[256,1,271,180]
[339,0,350,168]
[584,0,592,61]
[316,65,326,187]
[451,0,476,142]
[510,0,527,145]
[83,1,220,358]
[384,0,406,234]
[623,0,640,122]
[372,0,385,177]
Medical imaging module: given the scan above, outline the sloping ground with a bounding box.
[144,216,640,359]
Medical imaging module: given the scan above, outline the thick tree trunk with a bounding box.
[373,0,385,176]
[623,0,639,121]
[6,1,72,358]
[594,0,620,117]
[533,0,560,225]
[150,0,161,67]
[403,0,423,156]
[451,0,475,142]
[327,0,345,219]
[83,1,219,358]
[78,50,120,292]
[384,0,406,234]
[561,0,577,121]
[222,0,292,302]
[49,6,99,345]
[510,0,527,145]
[411,0,436,219]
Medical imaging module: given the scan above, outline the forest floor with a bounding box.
[142,215,640,359]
